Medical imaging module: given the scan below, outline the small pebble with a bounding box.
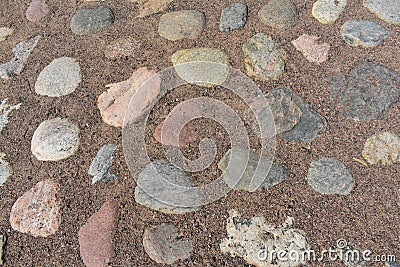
[362,132,400,165]
[89,144,117,184]
[0,27,14,42]
[219,3,248,32]
[158,10,205,41]
[70,6,115,35]
[363,0,400,25]
[35,57,81,97]
[31,118,80,161]
[341,20,389,48]
[312,0,347,24]
[258,0,298,29]
[292,34,330,63]
[26,0,50,22]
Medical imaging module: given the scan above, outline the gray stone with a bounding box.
[158,10,205,41]
[259,0,298,29]
[0,234,5,265]
[307,157,354,195]
[363,0,400,25]
[279,87,327,142]
[134,160,202,214]
[0,35,40,79]
[89,144,117,184]
[31,118,80,161]
[220,210,309,267]
[329,62,400,121]
[0,99,21,134]
[220,3,248,32]
[70,6,115,35]
[0,153,12,186]
[312,0,347,24]
[341,20,389,48]
[143,223,193,264]
[243,33,285,81]
[35,57,81,97]
[362,132,400,165]
[218,147,289,192]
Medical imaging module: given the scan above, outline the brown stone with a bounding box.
[292,34,330,64]
[78,200,119,267]
[153,120,198,147]
[10,179,61,237]
[26,0,50,22]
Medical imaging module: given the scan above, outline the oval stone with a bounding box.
[70,6,115,35]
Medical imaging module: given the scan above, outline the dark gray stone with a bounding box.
[307,157,354,195]
[89,144,117,184]
[70,6,115,35]
[279,87,327,142]
[341,20,389,47]
[329,62,400,121]
[220,3,248,32]
[259,0,298,29]
[363,0,400,25]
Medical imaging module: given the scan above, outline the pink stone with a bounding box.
[26,0,50,22]
[78,200,119,267]
[292,34,330,64]
[154,120,198,147]
[10,179,61,237]
[97,67,161,127]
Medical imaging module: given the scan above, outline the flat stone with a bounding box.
[104,38,141,60]
[292,34,330,63]
[35,57,81,97]
[312,0,347,24]
[218,147,289,192]
[0,234,6,265]
[0,35,40,79]
[242,33,285,81]
[0,153,12,186]
[220,210,309,267]
[97,67,161,127]
[143,223,193,264]
[279,87,327,142]
[259,0,298,29]
[362,132,400,165]
[26,0,50,22]
[329,62,400,121]
[154,120,198,147]
[0,98,21,134]
[31,118,80,161]
[363,0,400,25]
[134,160,202,214]
[0,27,14,42]
[89,144,117,184]
[70,6,114,35]
[78,200,119,267]
[171,48,230,88]
[341,20,389,48]
[158,10,205,41]
[133,0,174,18]
[220,3,248,32]
[307,157,354,195]
[10,179,61,237]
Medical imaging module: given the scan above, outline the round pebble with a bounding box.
[341,20,389,48]
[219,3,248,32]
[31,118,80,161]
[70,6,115,35]
[158,10,205,41]
[362,132,400,165]
[35,57,81,97]
[312,0,347,24]
[258,0,298,29]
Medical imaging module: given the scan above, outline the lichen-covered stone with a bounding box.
[362,132,400,165]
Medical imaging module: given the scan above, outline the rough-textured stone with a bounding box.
[134,160,201,214]
[279,87,327,142]
[363,0,400,25]
[0,234,6,265]
[97,67,161,127]
[259,0,298,29]
[78,200,119,267]
[35,57,81,97]
[10,180,61,237]
[158,10,205,41]
[171,48,230,87]
[243,33,285,81]
[26,0,49,22]
[134,0,174,18]
[0,35,40,79]
[0,153,12,186]
[312,0,347,24]
[341,20,389,48]
[292,34,330,63]
[362,132,400,165]
[220,3,248,32]
[89,144,117,184]
[0,98,21,134]
[218,147,289,192]
[307,157,354,195]
[31,118,80,161]
[329,62,400,121]
[220,210,309,267]
[0,27,14,42]
[104,38,141,60]
[70,6,114,35]
[154,120,198,147]
[143,223,193,264]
